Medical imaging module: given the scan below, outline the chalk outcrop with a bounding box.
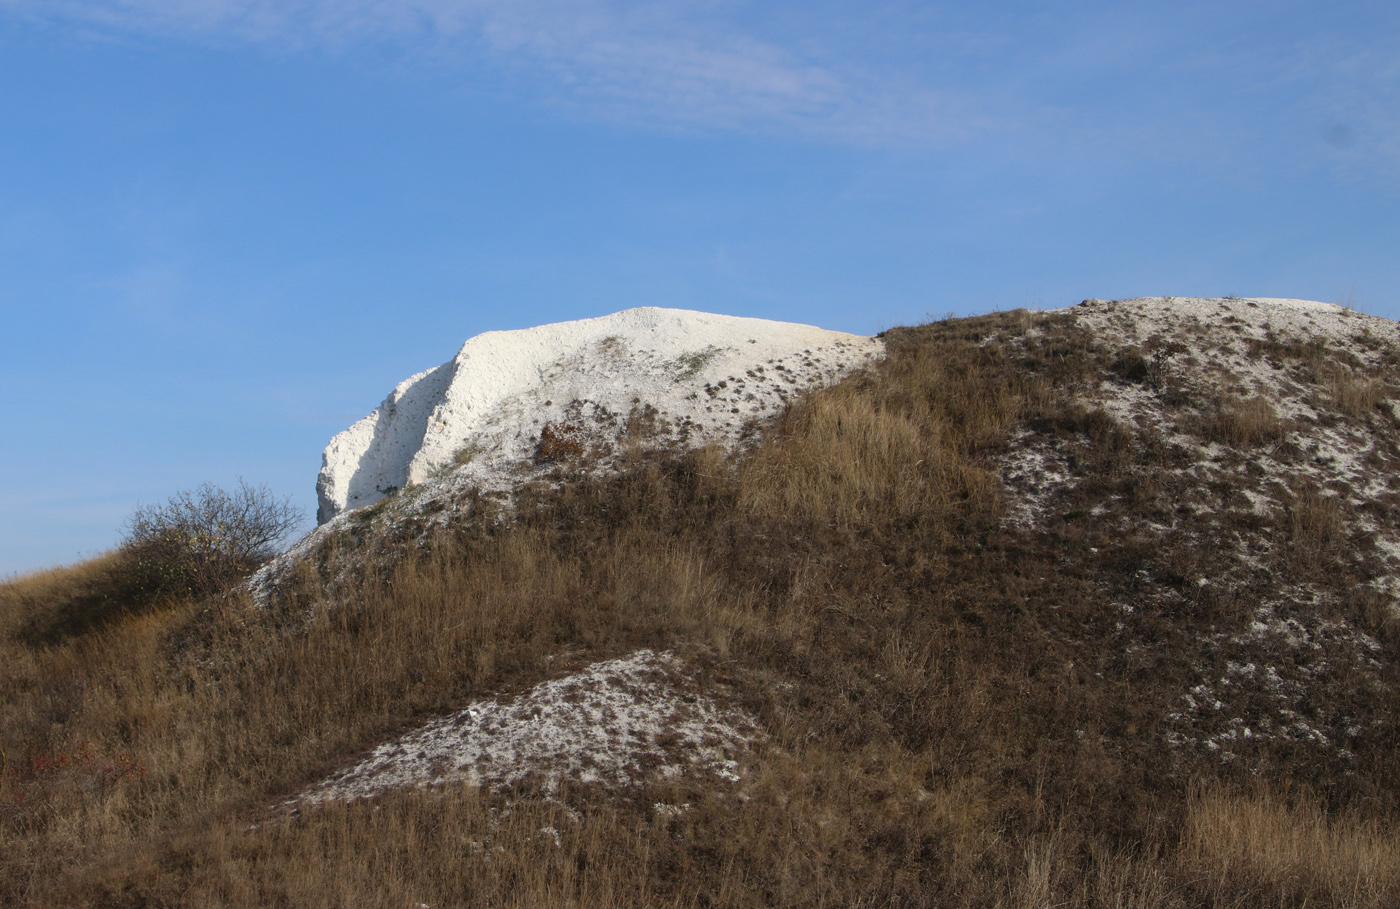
[316,307,883,523]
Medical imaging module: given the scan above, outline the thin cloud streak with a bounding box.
[5,3,1393,172]
[0,0,983,145]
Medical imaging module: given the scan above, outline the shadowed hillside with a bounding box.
[3,303,1398,908]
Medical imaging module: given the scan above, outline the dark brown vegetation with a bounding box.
[536,422,588,463]
[2,310,1397,907]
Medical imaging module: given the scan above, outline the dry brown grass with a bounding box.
[1247,334,1388,420]
[0,549,183,644]
[1,553,127,609]
[2,309,1397,908]
[1283,483,1349,564]
[1322,365,1389,418]
[1181,790,1400,908]
[1196,395,1289,448]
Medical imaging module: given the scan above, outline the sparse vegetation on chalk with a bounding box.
[2,303,1398,908]
[451,441,484,467]
[668,344,723,382]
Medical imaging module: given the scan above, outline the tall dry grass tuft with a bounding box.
[1322,365,1388,418]
[1181,790,1400,908]
[1197,395,1288,448]
[1283,483,1349,566]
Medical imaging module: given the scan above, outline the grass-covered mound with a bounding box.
[2,310,1397,907]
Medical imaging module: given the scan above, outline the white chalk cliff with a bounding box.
[316,308,884,523]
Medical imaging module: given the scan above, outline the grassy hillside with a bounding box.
[3,309,1398,907]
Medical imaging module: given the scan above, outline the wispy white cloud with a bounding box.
[8,2,1394,175]
[0,0,985,145]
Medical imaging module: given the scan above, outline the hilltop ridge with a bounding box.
[316,307,882,522]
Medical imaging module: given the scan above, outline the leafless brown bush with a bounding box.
[535,422,587,462]
[123,480,303,598]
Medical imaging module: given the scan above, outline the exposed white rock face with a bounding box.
[316,307,883,523]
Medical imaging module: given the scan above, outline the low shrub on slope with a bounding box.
[2,307,1398,908]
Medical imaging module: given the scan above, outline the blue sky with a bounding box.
[2,0,1397,575]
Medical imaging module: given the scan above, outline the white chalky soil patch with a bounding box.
[302,651,762,803]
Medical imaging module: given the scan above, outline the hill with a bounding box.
[2,299,1397,908]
